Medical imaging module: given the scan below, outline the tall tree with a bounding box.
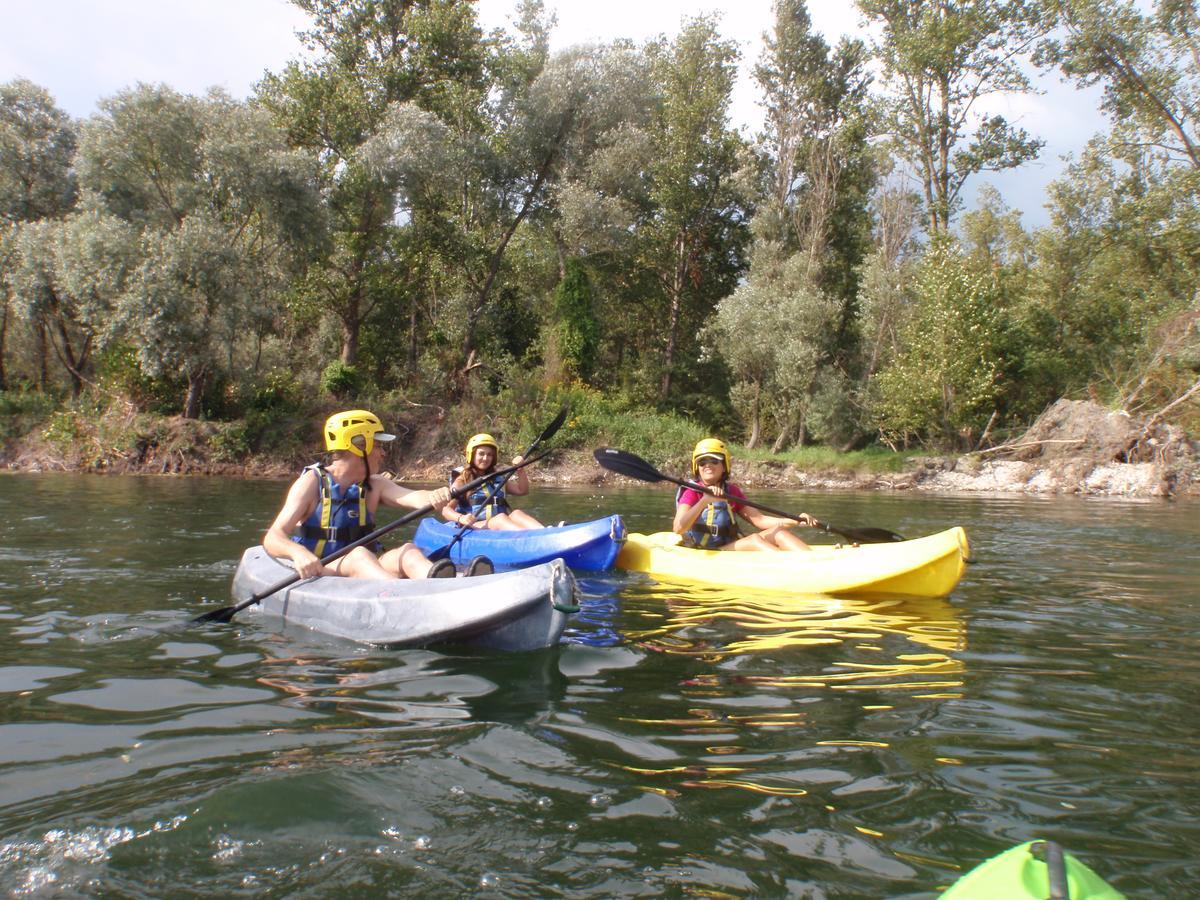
[725,0,876,448]
[364,35,652,383]
[754,0,873,292]
[641,16,751,402]
[258,0,488,370]
[1038,0,1200,171]
[6,211,137,397]
[77,85,321,416]
[857,0,1046,233]
[0,79,78,391]
[1032,1,1200,424]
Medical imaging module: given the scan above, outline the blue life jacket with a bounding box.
[294,464,378,556]
[449,468,511,520]
[676,484,741,548]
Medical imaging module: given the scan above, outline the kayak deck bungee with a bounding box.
[413,515,627,571]
[941,839,1125,899]
[615,526,969,598]
[230,546,578,651]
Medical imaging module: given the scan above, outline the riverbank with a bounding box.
[3,399,1196,499]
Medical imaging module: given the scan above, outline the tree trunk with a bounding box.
[35,320,49,390]
[0,299,8,391]
[771,419,791,453]
[746,379,761,449]
[659,236,688,402]
[340,308,359,366]
[408,303,418,372]
[183,367,208,419]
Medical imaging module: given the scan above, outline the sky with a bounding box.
[2,0,1109,228]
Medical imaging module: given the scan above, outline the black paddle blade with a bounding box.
[191,605,238,624]
[816,521,906,544]
[536,405,569,446]
[593,448,670,484]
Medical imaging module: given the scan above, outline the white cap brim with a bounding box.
[375,432,396,442]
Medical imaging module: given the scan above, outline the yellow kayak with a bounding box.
[616,527,970,598]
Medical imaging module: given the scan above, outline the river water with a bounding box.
[0,473,1195,897]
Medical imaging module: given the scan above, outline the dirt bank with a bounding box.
[4,400,1197,499]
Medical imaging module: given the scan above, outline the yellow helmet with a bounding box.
[691,438,731,477]
[324,409,395,457]
[465,433,499,466]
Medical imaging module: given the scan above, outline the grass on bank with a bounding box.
[0,383,922,477]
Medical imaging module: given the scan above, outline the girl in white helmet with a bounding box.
[263,409,458,579]
[674,438,814,552]
[441,432,545,530]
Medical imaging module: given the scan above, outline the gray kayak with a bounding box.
[230,546,578,651]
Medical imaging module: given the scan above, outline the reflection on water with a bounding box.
[617,577,965,696]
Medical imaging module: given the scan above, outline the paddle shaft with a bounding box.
[193,450,551,624]
[651,471,815,530]
[428,407,567,562]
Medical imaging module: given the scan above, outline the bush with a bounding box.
[321,361,363,399]
[210,422,251,462]
[0,389,56,443]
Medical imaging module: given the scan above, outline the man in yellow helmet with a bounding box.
[263,410,458,579]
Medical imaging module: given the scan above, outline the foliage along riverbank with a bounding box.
[2,391,1195,500]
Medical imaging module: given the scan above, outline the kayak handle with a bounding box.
[1031,840,1070,900]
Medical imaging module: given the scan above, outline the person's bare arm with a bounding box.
[441,475,475,525]
[375,476,451,511]
[263,471,323,578]
[739,505,814,530]
[505,455,530,496]
[673,488,716,534]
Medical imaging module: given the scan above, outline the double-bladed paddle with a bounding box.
[192,449,554,625]
[593,447,906,544]
[427,406,569,563]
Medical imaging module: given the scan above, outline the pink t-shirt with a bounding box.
[677,482,746,514]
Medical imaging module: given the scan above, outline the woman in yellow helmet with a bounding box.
[442,432,545,530]
[263,410,460,579]
[674,438,814,552]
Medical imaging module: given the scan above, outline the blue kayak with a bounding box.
[413,515,627,571]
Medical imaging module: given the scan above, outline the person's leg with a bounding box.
[729,533,774,552]
[763,525,811,551]
[380,542,448,578]
[483,512,523,531]
[328,545,395,578]
[507,509,545,529]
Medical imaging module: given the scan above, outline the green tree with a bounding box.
[0,79,78,391]
[710,255,841,448]
[1021,140,1200,413]
[77,85,321,417]
[754,0,874,296]
[258,0,488,370]
[872,240,1009,447]
[546,258,599,382]
[727,0,876,449]
[1031,0,1200,427]
[1038,0,1200,171]
[641,17,751,402]
[365,34,653,385]
[5,210,137,397]
[857,0,1046,233]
